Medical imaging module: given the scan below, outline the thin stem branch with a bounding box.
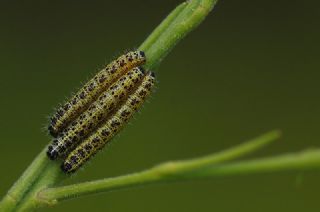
[39,131,280,203]
[188,149,320,178]
[40,148,320,204]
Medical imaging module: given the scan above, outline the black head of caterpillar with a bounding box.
[46,67,146,160]
[48,50,146,138]
[61,71,156,173]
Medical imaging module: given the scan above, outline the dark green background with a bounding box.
[0,0,319,211]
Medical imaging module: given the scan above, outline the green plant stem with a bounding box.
[0,147,66,212]
[0,147,49,211]
[139,2,188,51]
[140,0,218,69]
[39,131,280,203]
[15,162,66,211]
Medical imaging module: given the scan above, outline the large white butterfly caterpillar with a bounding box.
[62,72,155,173]
[48,51,146,137]
[47,67,146,160]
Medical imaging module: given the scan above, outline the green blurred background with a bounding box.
[0,0,319,211]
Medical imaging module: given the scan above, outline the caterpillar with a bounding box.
[62,71,155,173]
[48,50,146,137]
[47,67,146,160]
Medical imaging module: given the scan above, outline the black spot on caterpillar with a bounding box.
[61,71,155,173]
[47,67,146,160]
[48,51,146,137]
